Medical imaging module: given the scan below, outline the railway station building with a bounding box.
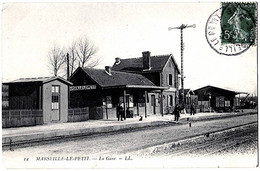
[69,51,181,119]
[69,66,167,119]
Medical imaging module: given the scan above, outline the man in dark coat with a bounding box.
[119,104,124,121]
[174,104,180,122]
[116,104,121,121]
[190,103,195,115]
[117,104,124,121]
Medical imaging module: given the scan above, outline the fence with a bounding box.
[89,107,103,120]
[3,107,102,127]
[2,109,43,128]
[68,107,89,122]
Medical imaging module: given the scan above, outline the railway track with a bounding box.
[157,122,257,158]
[205,136,256,156]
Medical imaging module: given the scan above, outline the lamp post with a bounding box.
[208,94,211,112]
[168,24,196,108]
[187,93,190,113]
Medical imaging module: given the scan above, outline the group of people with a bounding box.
[173,103,196,122]
[116,104,136,121]
[117,102,196,122]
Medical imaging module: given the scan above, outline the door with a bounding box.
[51,85,60,121]
[151,95,156,114]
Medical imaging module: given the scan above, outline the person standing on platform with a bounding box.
[119,103,124,121]
[116,104,121,121]
[190,103,195,115]
[174,104,180,122]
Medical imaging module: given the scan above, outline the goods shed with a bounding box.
[194,85,241,112]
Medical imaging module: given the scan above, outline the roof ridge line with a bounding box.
[194,85,238,94]
[119,54,172,60]
[84,67,147,76]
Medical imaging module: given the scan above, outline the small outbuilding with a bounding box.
[3,77,72,127]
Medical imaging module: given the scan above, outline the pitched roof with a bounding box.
[112,54,180,73]
[80,67,156,88]
[194,85,240,95]
[6,76,72,85]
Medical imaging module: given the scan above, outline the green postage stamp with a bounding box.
[221,3,256,44]
[206,2,257,55]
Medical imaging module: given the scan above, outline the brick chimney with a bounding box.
[115,57,121,65]
[105,66,112,76]
[142,51,151,70]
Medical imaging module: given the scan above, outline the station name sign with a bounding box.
[70,85,96,91]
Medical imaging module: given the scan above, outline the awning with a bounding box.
[101,85,169,90]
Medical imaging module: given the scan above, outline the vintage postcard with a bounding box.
[1,1,258,169]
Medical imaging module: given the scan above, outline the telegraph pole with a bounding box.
[168,24,196,108]
[66,53,70,80]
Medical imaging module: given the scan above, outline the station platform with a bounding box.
[2,109,257,146]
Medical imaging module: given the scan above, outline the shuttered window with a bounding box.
[52,85,60,110]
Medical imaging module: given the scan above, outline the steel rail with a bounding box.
[205,137,257,156]
[161,122,257,158]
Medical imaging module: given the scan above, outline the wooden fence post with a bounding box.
[34,110,36,125]
[78,108,80,121]
[87,107,89,120]
[19,111,22,120]
[8,110,11,122]
[79,108,84,121]
[10,139,13,151]
[72,109,75,122]
[19,110,22,127]
[8,110,11,127]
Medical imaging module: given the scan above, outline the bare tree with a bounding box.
[85,57,102,68]
[76,37,98,68]
[48,36,100,79]
[48,45,65,76]
[67,41,79,76]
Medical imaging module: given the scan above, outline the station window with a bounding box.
[170,95,173,106]
[169,74,173,86]
[168,95,173,106]
[2,85,9,109]
[52,85,60,110]
[225,100,230,107]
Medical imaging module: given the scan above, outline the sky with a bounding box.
[2,2,257,95]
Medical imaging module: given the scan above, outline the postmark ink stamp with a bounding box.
[206,2,257,56]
